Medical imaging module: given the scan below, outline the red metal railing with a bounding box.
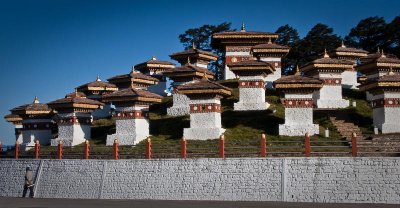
[2,133,400,160]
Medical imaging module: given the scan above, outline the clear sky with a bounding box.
[0,0,399,145]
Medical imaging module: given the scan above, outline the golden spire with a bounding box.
[241,22,246,32]
[201,72,208,80]
[192,42,196,49]
[151,56,156,60]
[295,65,301,76]
[323,48,329,58]
[381,49,386,58]
[33,96,39,104]
[341,40,346,48]
[96,74,101,81]
[388,67,394,75]
[186,56,191,65]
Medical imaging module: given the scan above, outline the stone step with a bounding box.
[329,116,364,141]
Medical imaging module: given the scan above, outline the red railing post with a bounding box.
[260,133,267,157]
[305,133,311,157]
[146,138,152,159]
[0,142,3,157]
[84,140,90,159]
[219,135,225,158]
[34,140,40,159]
[57,140,63,160]
[15,141,20,159]
[351,132,358,157]
[113,139,119,160]
[181,137,187,159]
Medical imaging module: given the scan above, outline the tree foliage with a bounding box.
[178,22,233,79]
[345,16,389,52]
[274,24,300,74]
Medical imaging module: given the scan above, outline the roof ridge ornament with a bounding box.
[33,96,39,104]
[388,67,394,75]
[381,49,386,58]
[295,65,301,76]
[323,48,329,58]
[268,37,272,44]
[131,66,136,74]
[151,56,157,61]
[341,40,346,48]
[192,42,196,49]
[241,22,246,32]
[186,56,191,65]
[96,74,101,81]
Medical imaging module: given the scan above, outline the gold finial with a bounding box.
[295,65,301,76]
[388,67,394,75]
[268,37,272,44]
[96,74,101,81]
[33,96,39,104]
[341,40,346,48]
[381,49,386,58]
[192,42,196,49]
[151,56,156,60]
[241,22,246,32]
[323,49,329,58]
[186,56,191,65]
[201,72,208,80]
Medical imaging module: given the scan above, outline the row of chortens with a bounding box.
[4,23,400,150]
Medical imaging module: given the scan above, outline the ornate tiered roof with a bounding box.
[76,76,118,97]
[134,56,175,74]
[47,91,103,113]
[102,88,163,104]
[300,50,354,73]
[356,51,400,74]
[251,41,290,56]
[211,23,278,50]
[107,70,159,89]
[162,63,214,82]
[4,114,22,124]
[170,46,218,66]
[176,78,232,97]
[227,60,275,76]
[11,96,53,116]
[359,71,400,92]
[274,75,323,89]
[329,42,368,59]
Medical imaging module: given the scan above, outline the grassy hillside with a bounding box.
[89,84,374,148]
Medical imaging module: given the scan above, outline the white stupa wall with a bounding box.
[106,106,150,146]
[279,92,319,136]
[366,71,393,101]
[224,51,250,80]
[184,98,225,140]
[371,92,400,134]
[51,112,92,147]
[342,70,359,89]
[15,124,23,144]
[260,57,281,89]
[167,81,191,116]
[21,119,53,151]
[313,73,349,109]
[234,75,268,111]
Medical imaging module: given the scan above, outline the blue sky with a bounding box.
[0,0,399,145]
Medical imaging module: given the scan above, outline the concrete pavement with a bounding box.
[0,197,398,208]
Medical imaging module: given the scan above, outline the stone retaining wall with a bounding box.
[0,158,399,204]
